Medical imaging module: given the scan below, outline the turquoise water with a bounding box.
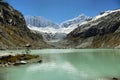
[0,49,120,80]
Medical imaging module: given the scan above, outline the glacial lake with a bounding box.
[0,49,120,80]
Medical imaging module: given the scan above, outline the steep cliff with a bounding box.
[66,9,120,48]
[0,1,49,49]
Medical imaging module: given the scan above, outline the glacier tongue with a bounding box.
[25,14,91,41]
[28,24,78,34]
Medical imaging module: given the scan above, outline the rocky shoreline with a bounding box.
[0,53,42,67]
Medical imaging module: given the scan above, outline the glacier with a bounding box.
[25,14,91,41]
[25,14,91,34]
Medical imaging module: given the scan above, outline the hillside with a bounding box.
[65,9,120,48]
[0,1,49,49]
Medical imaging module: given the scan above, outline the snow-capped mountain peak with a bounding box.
[25,14,91,41]
[25,14,91,34]
[25,15,59,28]
[92,9,120,21]
[60,14,91,28]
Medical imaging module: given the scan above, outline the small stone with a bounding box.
[37,60,42,63]
[20,61,27,64]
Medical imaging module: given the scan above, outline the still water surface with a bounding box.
[0,49,120,80]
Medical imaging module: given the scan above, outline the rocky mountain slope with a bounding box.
[65,9,120,48]
[0,1,49,49]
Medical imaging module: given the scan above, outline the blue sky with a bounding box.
[7,0,120,23]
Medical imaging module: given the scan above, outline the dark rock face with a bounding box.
[0,2,49,49]
[66,9,120,48]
